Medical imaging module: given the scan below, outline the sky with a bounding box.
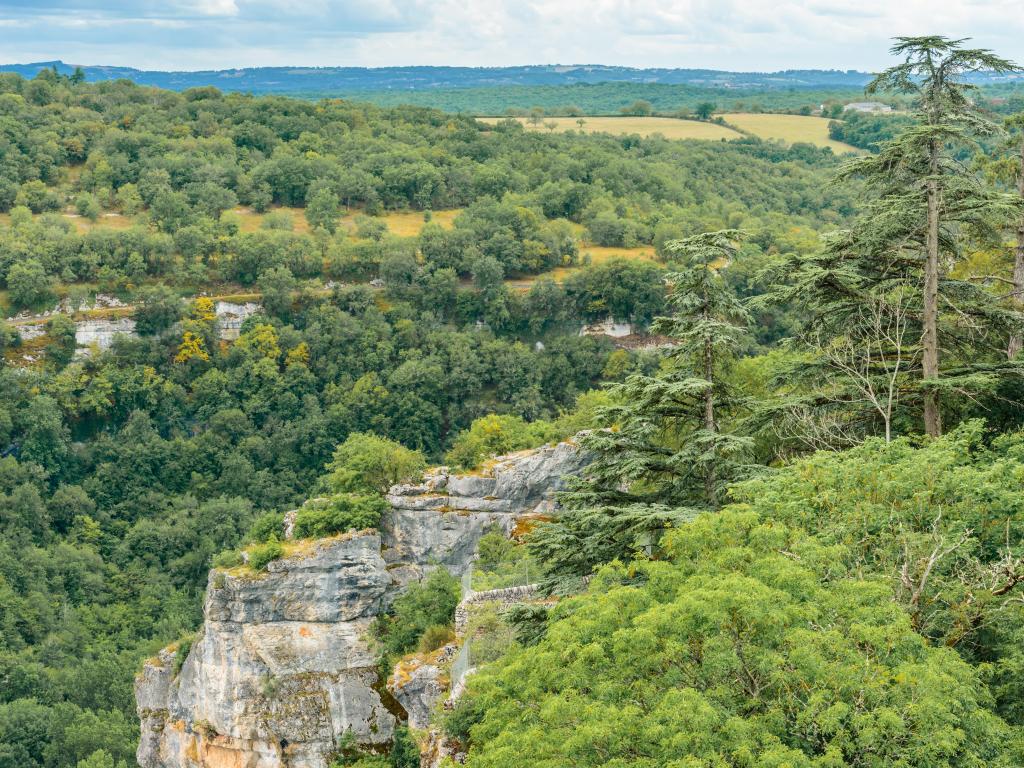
[1,0,1024,72]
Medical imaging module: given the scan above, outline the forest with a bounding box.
[0,34,1024,768]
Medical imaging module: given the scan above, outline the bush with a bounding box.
[417,624,454,654]
[7,258,54,310]
[292,494,388,539]
[445,414,556,470]
[246,537,283,571]
[244,511,285,544]
[211,549,243,569]
[376,568,461,661]
[321,433,426,495]
[172,634,194,677]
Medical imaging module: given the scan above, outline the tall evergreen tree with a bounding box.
[861,37,1018,435]
[529,231,754,590]
[760,37,1023,443]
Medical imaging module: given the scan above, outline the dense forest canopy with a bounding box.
[1,33,1024,768]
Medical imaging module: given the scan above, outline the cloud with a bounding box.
[0,0,1023,71]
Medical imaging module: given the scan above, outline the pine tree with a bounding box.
[529,230,755,591]
[859,37,1018,435]
[759,37,1023,444]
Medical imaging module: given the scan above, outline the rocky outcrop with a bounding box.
[137,438,588,768]
[381,440,587,577]
[216,301,260,341]
[137,533,397,768]
[387,644,457,731]
[75,317,138,353]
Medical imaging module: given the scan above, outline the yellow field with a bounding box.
[345,209,460,237]
[479,116,742,141]
[506,244,658,290]
[230,206,460,237]
[0,211,138,233]
[720,113,859,153]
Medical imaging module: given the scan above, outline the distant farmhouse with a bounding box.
[844,101,893,113]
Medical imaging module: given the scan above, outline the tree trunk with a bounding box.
[922,143,942,437]
[702,283,717,505]
[1009,139,1024,359]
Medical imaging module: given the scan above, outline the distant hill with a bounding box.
[0,61,890,93]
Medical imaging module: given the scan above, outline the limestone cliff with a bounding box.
[136,438,588,768]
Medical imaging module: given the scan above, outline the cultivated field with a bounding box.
[720,113,859,153]
[506,243,658,290]
[230,206,461,237]
[479,116,742,141]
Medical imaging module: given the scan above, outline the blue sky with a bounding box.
[1,0,1023,71]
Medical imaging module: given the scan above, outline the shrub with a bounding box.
[246,537,283,571]
[445,414,556,470]
[417,624,455,654]
[292,494,388,539]
[172,634,194,677]
[376,568,461,661]
[211,549,243,569]
[321,433,426,495]
[244,511,285,544]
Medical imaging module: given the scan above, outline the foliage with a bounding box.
[374,568,461,664]
[291,493,389,538]
[531,231,755,591]
[321,433,427,495]
[457,507,1020,767]
[445,414,555,470]
[828,109,916,151]
[245,537,284,571]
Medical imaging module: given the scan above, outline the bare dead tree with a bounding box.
[816,289,918,442]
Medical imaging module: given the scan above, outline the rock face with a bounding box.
[75,317,138,353]
[137,438,588,768]
[137,534,397,768]
[382,439,588,576]
[387,645,457,731]
[216,301,261,341]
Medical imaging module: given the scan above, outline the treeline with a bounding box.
[827,109,916,151]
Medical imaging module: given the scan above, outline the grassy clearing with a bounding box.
[506,243,658,290]
[478,116,742,141]
[720,113,859,153]
[229,206,461,237]
[364,209,460,236]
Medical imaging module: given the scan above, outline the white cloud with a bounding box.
[2,0,1024,70]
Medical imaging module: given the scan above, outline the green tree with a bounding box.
[7,259,54,310]
[321,432,426,495]
[257,265,296,318]
[75,193,101,222]
[531,232,753,590]
[762,37,1023,443]
[455,509,1018,768]
[695,101,716,120]
[306,186,341,234]
[861,36,1019,435]
[134,285,184,336]
[45,314,77,367]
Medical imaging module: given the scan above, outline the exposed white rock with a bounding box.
[11,323,45,342]
[137,533,397,768]
[580,317,633,338]
[75,317,138,353]
[216,301,260,341]
[137,438,589,768]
